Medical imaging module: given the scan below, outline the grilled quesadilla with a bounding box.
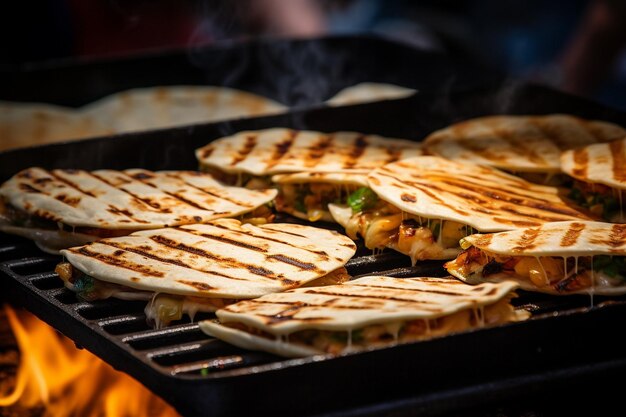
[325,82,416,107]
[329,156,595,264]
[423,115,626,183]
[445,221,626,295]
[0,167,277,253]
[195,128,424,187]
[272,172,368,222]
[56,219,357,328]
[0,86,285,152]
[199,275,528,358]
[561,138,626,222]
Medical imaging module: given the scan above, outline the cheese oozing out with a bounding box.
[329,199,476,263]
[276,183,361,222]
[445,246,626,294]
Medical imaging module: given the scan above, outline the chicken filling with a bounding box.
[446,245,626,293]
[276,183,361,222]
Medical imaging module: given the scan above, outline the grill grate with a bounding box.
[3,83,626,416]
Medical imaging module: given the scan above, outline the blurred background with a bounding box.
[2,0,626,110]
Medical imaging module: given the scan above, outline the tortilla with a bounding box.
[0,86,286,152]
[445,221,626,295]
[325,82,416,106]
[329,156,595,263]
[58,218,356,327]
[0,167,277,253]
[271,172,368,222]
[199,275,527,357]
[195,128,424,178]
[423,114,626,175]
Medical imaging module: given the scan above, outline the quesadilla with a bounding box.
[423,114,626,183]
[325,82,416,107]
[0,167,277,253]
[199,275,528,358]
[329,156,595,264]
[0,86,285,152]
[195,128,424,187]
[55,219,357,328]
[561,137,626,222]
[445,221,626,295]
[272,172,368,222]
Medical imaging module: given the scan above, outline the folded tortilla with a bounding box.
[561,137,626,222]
[423,115,626,181]
[199,275,528,358]
[57,218,357,328]
[195,128,424,186]
[329,156,596,264]
[0,86,286,152]
[0,167,277,253]
[445,221,626,295]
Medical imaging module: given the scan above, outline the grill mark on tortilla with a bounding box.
[300,289,447,310]
[231,135,257,166]
[169,174,255,208]
[560,222,586,247]
[610,140,626,182]
[190,222,333,258]
[572,148,589,179]
[200,146,214,159]
[149,234,280,281]
[401,193,416,203]
[528,118,570,150]
[183,230,268,252]
[347,283,481,298]
[385,147,404,164]
[344,135,368,168]
[176,280,214,291]
[511,227,541,252]
[54,194,82,207]
[266,130,297,169]
[266,254,320,271]
[48,171,97,198]
[69,247,165,277]
[491,123,548,165]
[243,299,379,311]
[19,183,43,193]
[608,224,626,247]
[304,134,333,168]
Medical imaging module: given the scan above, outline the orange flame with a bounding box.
[0,305,180,417]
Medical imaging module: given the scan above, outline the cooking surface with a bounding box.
[3,84,626,416]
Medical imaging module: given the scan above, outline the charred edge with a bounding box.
[176,280,214,291]
[511,227,542,252]
[608,224,626,247]
[230,135,258,166]
[72,247,164,277]
[200,146,214,159]
[207,222,331,257]
[610,140,626,182]
[266,254,320,271]
[560,222,586,247]
[344,135,368,168]
[572,148,589,179]
[304,134,333,167]
[128,171,155,180]
[401,193,417,203]
[47,171,97,198]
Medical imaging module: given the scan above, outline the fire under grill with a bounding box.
[3,82,626,416]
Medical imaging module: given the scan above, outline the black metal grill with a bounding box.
[3,80,626,416]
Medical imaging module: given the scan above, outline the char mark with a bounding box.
[560,222,586,247]
[71,247,164,277]
[266,254,319,271]
[176,280,214,291]
[231,135,258,166]
[343,135,368,168]
[610,140,626,182]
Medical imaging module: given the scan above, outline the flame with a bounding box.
[0,305,180,417]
